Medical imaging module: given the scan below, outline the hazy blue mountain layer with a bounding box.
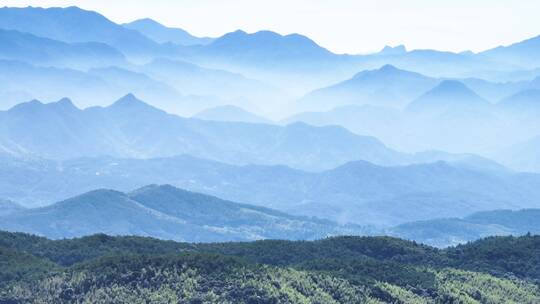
[193,105,271,124]
[0,95,404,171]
[390,209,540,247]
[0,185,364,242]
[2,154,539,228]
[124,18,214,46]
[0,29,125,69]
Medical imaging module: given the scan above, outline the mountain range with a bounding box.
[0,94,404,171]
[3,153,540,228]
[0,6,161,56]
[3,180,540,247]
[2,4,540,257]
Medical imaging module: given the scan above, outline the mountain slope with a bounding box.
[123,18,214,45]
[481,35,540,68]
[406,80,490,114]
[194,105,271,124]
[0,185,363,242]
[0,6,160,55]
[0,29,125,69]
[200,30,334,64]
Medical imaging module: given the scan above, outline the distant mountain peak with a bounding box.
[379,64,399,72]
[407,80,488,112]
[435,80,470,91]
[209,29,331,58]
[123,18,214,46]
[379,45,407,55]
[107,94,166,116]
[54,97,79,110]
[128,18,159,26]
[110,93,146,108]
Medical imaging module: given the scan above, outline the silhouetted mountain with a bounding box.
[86,66,187,112]
[3,154,539,227]
[0,185,363,242]
[0,95,403,170]
[194,105,271,124]
[124,18,214,46]
[361,48,509,80]
[298,65,438,110]
[406,80,490,114]
[201,30,333,64]
[481,35,540,68]
[0,6,160,56]
[391,209,540,247]
[0,29,125,69]
[0,60,212,112]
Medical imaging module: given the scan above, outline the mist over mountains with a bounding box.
[1,4,540,250]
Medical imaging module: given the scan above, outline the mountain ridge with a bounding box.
[0,184,365,242]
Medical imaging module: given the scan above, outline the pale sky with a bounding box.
[1,0,539,54]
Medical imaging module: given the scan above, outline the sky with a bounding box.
[1,0,539,54]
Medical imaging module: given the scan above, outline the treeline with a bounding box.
[1,231,540,303]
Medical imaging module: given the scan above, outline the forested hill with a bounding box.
[1,231,540,303]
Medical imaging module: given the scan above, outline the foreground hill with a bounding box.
[2,155,539,227]
[1,231,540,303]
[0,94,404,171]
[0,185,362,242]
[390,209,540,247]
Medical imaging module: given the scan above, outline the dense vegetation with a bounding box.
[1,231,540,303]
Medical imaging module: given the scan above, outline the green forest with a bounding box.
[1,231,540,303]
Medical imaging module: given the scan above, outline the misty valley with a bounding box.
[1,3,540,303]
